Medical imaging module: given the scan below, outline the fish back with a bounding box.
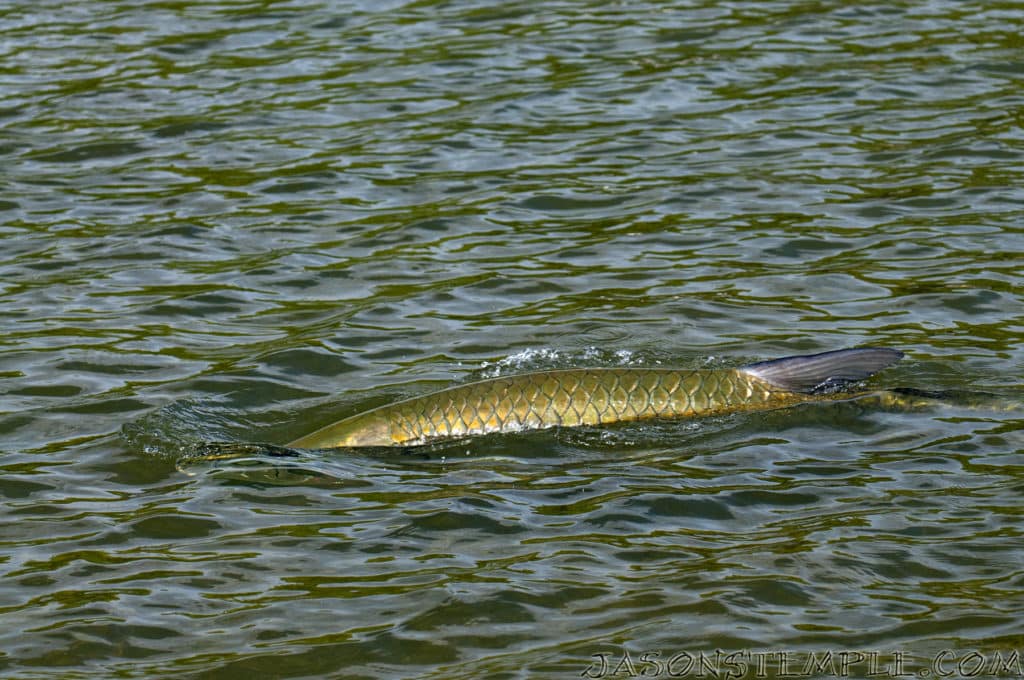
[380,368,801,444]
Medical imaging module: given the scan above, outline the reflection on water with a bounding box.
[1,0,1023,677]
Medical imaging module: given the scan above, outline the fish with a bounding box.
[286,347,905,449]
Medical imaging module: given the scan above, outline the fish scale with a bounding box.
[291,368,799,447]
[286,348,905,449]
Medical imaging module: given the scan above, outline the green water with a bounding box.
[2,1,1023,678]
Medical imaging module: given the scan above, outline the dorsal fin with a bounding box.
[740,347,904,394]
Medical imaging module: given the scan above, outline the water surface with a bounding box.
[2,1,1023,678]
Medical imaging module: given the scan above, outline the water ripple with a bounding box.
[2,0,1023,677]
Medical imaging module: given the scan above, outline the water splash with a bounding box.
[475,346,649,378]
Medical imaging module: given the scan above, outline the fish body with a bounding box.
[287,347,903,449]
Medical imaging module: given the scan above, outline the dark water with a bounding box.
[2,1,1023,678]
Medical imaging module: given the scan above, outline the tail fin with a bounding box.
[741,347,904,394]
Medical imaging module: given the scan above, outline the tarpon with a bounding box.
[286,347,904,449]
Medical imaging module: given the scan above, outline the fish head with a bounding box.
[338,413,393,447]
[287,411,394,449]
